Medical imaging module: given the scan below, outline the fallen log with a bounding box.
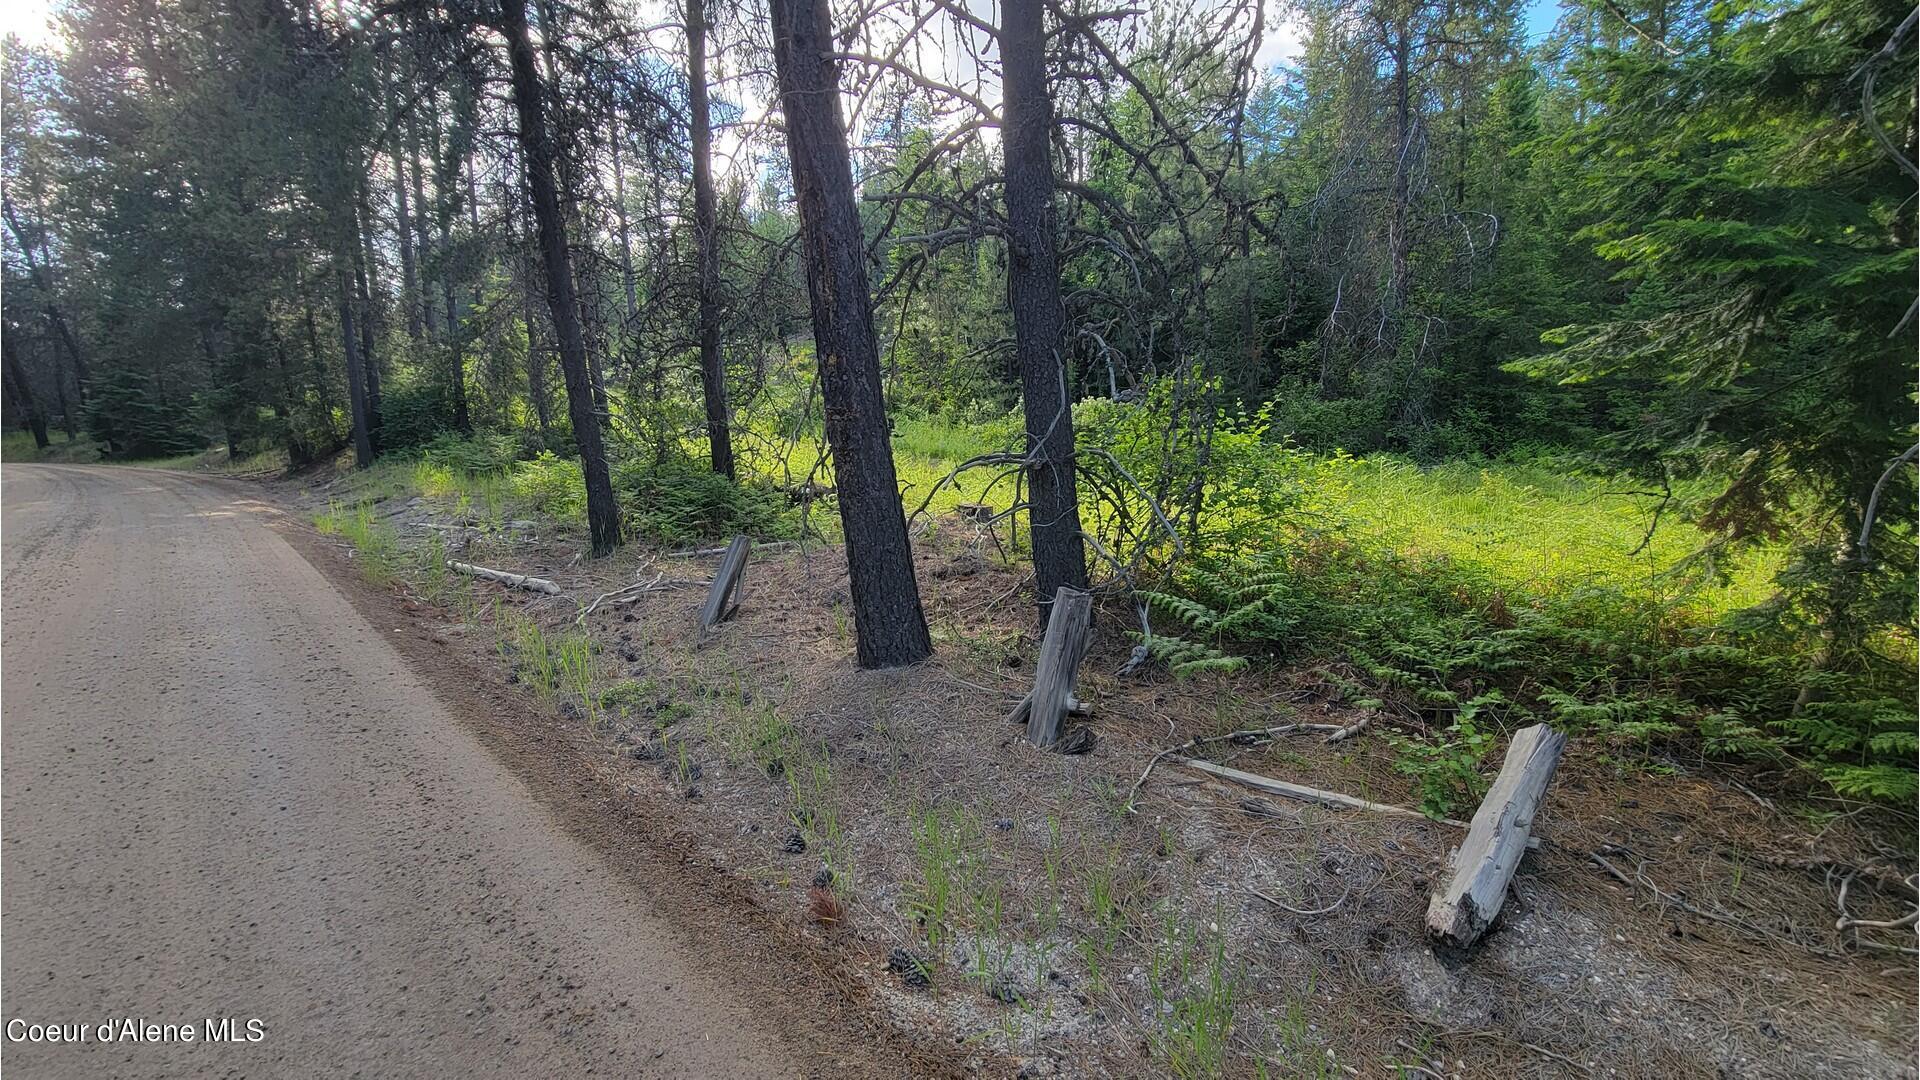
[697,535,751,637]
[1006,587,1094,748]
[446,560,561,595]
[1426,724,1567,948]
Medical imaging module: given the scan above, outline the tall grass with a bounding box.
[313,501,400,584]
[1317,455,1784,619]
[1,430,102,463]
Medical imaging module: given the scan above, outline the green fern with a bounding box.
[1142,634,1250,678]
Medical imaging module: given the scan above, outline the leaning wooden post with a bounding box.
[1006,587,1093,747]
[697,535,751,639]
[1426,724,1568,948]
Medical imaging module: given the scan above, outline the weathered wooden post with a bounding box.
[697,535,751,639]
[1006,587,1093,747]
[1426,723,1567,947]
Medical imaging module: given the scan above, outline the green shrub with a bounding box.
[613,456,792,543]
[373,382,462,451]
[511,451,587,521]
[1140,499,1915,803]
[421,431,523,475]
[1387,700,1498,819]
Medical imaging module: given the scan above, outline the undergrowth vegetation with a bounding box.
[1139,465,1914,809]
[321,406,1915,809]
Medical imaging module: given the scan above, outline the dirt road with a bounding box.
[0,465,812,1077]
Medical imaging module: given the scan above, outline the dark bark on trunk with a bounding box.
[3,331,51,449]
[409,109,436,338]
[2,200,92,401]
[529,0,610,429]
[502,0,621,556]
[394,101,423,342]
[53,354,77,440]
[506,178,554,439]
[769,0,932,668]
[352,185,384,451]
[336,263,375,467]
[1002,0,1088,623]
[688,0,735,479]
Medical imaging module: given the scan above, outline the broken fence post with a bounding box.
[1006,587,1093,748]
[697,535,751,637]
[1426,723,1568,948]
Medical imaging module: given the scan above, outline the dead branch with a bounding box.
[1173,757,1478,829]
[576,570,668,622]
[1248,881,1353,916]
[1123,722,1342,814]
[1589,846,1842,959]
[1323,712,1378,745]
[446,560,562,595]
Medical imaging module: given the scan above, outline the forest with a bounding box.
[1,0,1915,816]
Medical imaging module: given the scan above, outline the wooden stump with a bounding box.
[1006,587,1093,748]
[1426,723,1568,948]
[697,535,751,638]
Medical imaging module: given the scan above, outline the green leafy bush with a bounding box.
[1387,701,1498,819]
[511,451,587,521]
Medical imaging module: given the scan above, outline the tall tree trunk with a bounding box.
[688,0,736,479]
[2,199,91,402]
[506,174,554,440]
[352,185,384,450]
[501,0,621,556]
[530,0,611,429]
[409,109,436,337]
[439,201,469,433]
[3,331,51,449]
[769,0,932,668]
[53,354,77,440]
[1002,0,1089,623]
[611,137,638,322]
[335,262,375,468]
[391,82,423,342]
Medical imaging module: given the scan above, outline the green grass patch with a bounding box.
[1,430,103,463]
[313,501,401,584]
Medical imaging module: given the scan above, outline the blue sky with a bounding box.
[1524,0,1565,44]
